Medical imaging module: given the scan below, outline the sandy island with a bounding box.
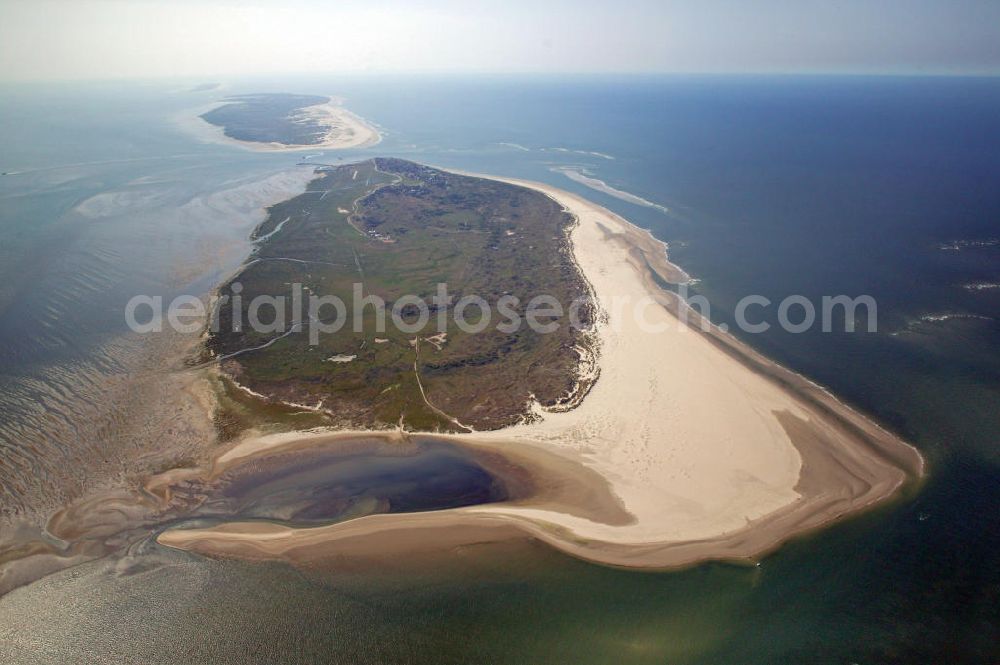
[183,98,381,152]
[158,174,925,570]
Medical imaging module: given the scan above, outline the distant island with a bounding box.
[198,93,380,150]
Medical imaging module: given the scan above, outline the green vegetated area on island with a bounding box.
[200,93,330,145]
[209,158,594,433]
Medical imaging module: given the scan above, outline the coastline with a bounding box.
[0,166,320,596]
[177,98,381,152]
[157,172,925,569]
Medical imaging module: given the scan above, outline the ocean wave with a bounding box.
[888,311,994,336]
[551,166,669,214]
[547,147,615,160]
[919,313,992,323]
[938,238,999,251]
[495,143,615,160]
[962,282,1000,291]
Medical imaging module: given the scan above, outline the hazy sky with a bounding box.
[1,0,998,81]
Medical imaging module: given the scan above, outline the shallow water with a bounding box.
[0,85,323,518]
[190,437,508,525]
[1,75,998,662]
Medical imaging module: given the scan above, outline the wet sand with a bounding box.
[0,167,320,596]
[157,175,925,569]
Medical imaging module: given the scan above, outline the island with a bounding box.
[198,93,380,150]
[155,159,925,570]
[0,159,927,596]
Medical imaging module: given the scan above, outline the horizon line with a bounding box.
[2,69,999,85]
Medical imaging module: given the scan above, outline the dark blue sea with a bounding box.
[1,74,998,663]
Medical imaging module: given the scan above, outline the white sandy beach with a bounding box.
[462,178,804,541]
[159,174,924,568]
